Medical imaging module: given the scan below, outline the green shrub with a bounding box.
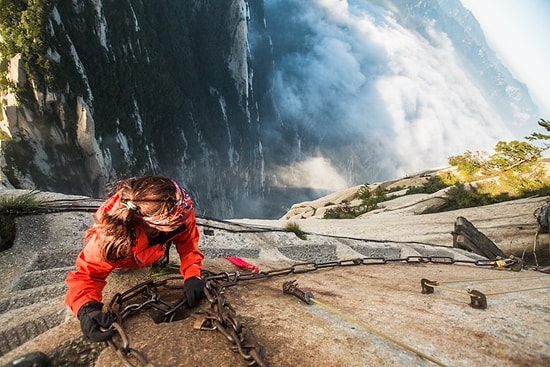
[323,185,389,219]
[0,190,43,213]
[323,201,359,219]
[406,176,450,195]
[446,184,497,209]
[286,222,307,240]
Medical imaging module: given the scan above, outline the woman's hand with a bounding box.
[183,276,206,307]
[77,301,116,342]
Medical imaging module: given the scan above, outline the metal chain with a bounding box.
[104,322,149,367]
[105,275,267,366]
[104,276,196,365]
[108,277,188,324]
[228,255,524,285]
[196,277,267,366]
[101,254,524,366]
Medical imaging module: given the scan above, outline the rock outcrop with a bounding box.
[279,168,550,266]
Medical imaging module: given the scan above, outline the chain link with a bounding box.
[103,322,149,367]
[101,254,523,366]
[105,275,267,366]
[232,255,522,284]
[198,278,267,366]
[104,277,187,366]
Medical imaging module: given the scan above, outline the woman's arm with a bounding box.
[173,208,204,279]
[65,234,116,316]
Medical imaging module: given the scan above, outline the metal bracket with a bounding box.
[468,289,487,309]
[283,280,315,304]
[193,314,218,331]
[421,278,436,294]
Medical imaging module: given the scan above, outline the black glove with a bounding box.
[77,301,116,342]
[183,276,205,307]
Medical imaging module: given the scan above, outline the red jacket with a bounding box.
[65,192,203,316]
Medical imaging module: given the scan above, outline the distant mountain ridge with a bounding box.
[434,0,537,130]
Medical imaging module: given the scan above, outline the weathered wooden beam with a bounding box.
[452,216,506,259]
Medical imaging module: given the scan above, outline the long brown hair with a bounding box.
[93,175,180,262]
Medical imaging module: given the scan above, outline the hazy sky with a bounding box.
[460,0,550,118]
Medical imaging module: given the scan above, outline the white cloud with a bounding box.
[274,157,348,190]
[269,0,530,183]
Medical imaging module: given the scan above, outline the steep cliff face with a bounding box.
[0,0,542,219]
[0,0,274,217]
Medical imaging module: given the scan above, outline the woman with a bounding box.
[65,175,205,342]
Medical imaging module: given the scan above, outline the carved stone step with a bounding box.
[11,268,72,291]
[0,299,66,356]
[0,283,67,314]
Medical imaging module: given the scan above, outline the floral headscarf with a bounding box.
[140,180,193,226]
[121,180,193,227]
